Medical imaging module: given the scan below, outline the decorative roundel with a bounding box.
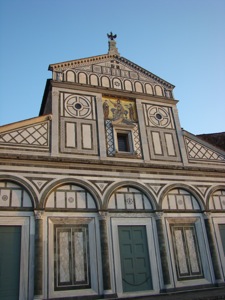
[148,106,170,127]
[65,95,92,118]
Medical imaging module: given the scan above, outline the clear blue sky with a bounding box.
[0,0,224,134]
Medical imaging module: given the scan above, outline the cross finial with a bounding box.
[107,32,117,41]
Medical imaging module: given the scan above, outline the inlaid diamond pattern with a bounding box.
[0,122,49,147]
[105,120,114,156]
[133,124,142,158]
[185,137,225,161]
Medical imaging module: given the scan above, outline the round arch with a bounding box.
[40,178,101,210]
[103,180,158,210]
[206,185,225,210]
[0,175,37,209]
[159,183,205,211]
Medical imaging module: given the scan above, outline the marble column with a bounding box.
[155,212,171,285]
[204,212,222,280]
[34,210,44,298]
[99,212,111,290]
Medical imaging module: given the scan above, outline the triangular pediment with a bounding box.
[49,53,175,95]
[183,130,225,163]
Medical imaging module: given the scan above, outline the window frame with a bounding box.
[48,217,99,299]
[112,124,135,156]
[165,215,214,288]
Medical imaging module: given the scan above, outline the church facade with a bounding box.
[0,35,225,300]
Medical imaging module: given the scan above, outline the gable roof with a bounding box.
[197,132,225,152]
[48,53,175,90]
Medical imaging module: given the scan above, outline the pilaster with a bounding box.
[155,212,171,286]
[204,212,222,281]
[34,210,44,299]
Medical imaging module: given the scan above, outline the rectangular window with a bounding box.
[54,225,90,291]
[117,132,130,152]
[171,224,203,281]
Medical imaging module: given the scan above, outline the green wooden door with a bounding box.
[118,225,152,292]
[0,226,21,300]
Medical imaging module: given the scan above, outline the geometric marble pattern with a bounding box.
[146,184,166,195]
[171,225,203,281]
[209,189,225,210]
[54,225,90,290]
[0,122,49,147]
[105,120,114,156]
[0,181,33,208]
[144,104,174,129]
[108,186,153,210]
[46,184,96,209]
[184,137,225,161]
[105,120,142,158]
[194,185,210,197]
[162,188,200,211]
[133,124,142,158]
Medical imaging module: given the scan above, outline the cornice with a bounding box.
[0,155,224,175]
[48,53,117,72]
[118,56,175,89]
[50,80,179,105]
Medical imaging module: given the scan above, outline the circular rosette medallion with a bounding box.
[148,106,170,127]
[65,95,92,118]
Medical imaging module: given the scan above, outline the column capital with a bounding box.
[155,211,164,220]
[99,211,109,221]
[204,211,212,219]
[34,210,44,220]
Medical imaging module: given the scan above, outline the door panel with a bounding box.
[118,226,152,292]
[0,226,21,300]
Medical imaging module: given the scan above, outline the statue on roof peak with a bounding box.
[107,32,117,40]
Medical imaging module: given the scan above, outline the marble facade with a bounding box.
[0,36,225,299]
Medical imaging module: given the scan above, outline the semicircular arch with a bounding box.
[206,185,225,210]
[103,180,158,210]
[159,184,205,211]
[0,175,37,209]
[41,178,101,210]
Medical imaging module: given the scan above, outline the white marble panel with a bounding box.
[77,191,86,208]
[46,193,54,207]
[59,231,71,283]
[67,71,75,82]
[116,194,125,209]
[165,133,175,156]
[11,190,22,207]
[125,193,134,209]
[177,195,185,209]
[56,191,66,208]
[78,72,87,84]
[145,84,153,94]
[124,80,132,91]
[66,191,76,208]
[174,229,188,275]
[135,194,144,209]
[168,194,176,209]
[214,196,222,210]
[0,189,10,206]
[186,229,200,273]
[108,195,116,209]
[82,124,92,149]
[74,231,85,281]
[66,123,76,148]
[152,132,162,155]
[102,76,110,87]
[184,195,193,210]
